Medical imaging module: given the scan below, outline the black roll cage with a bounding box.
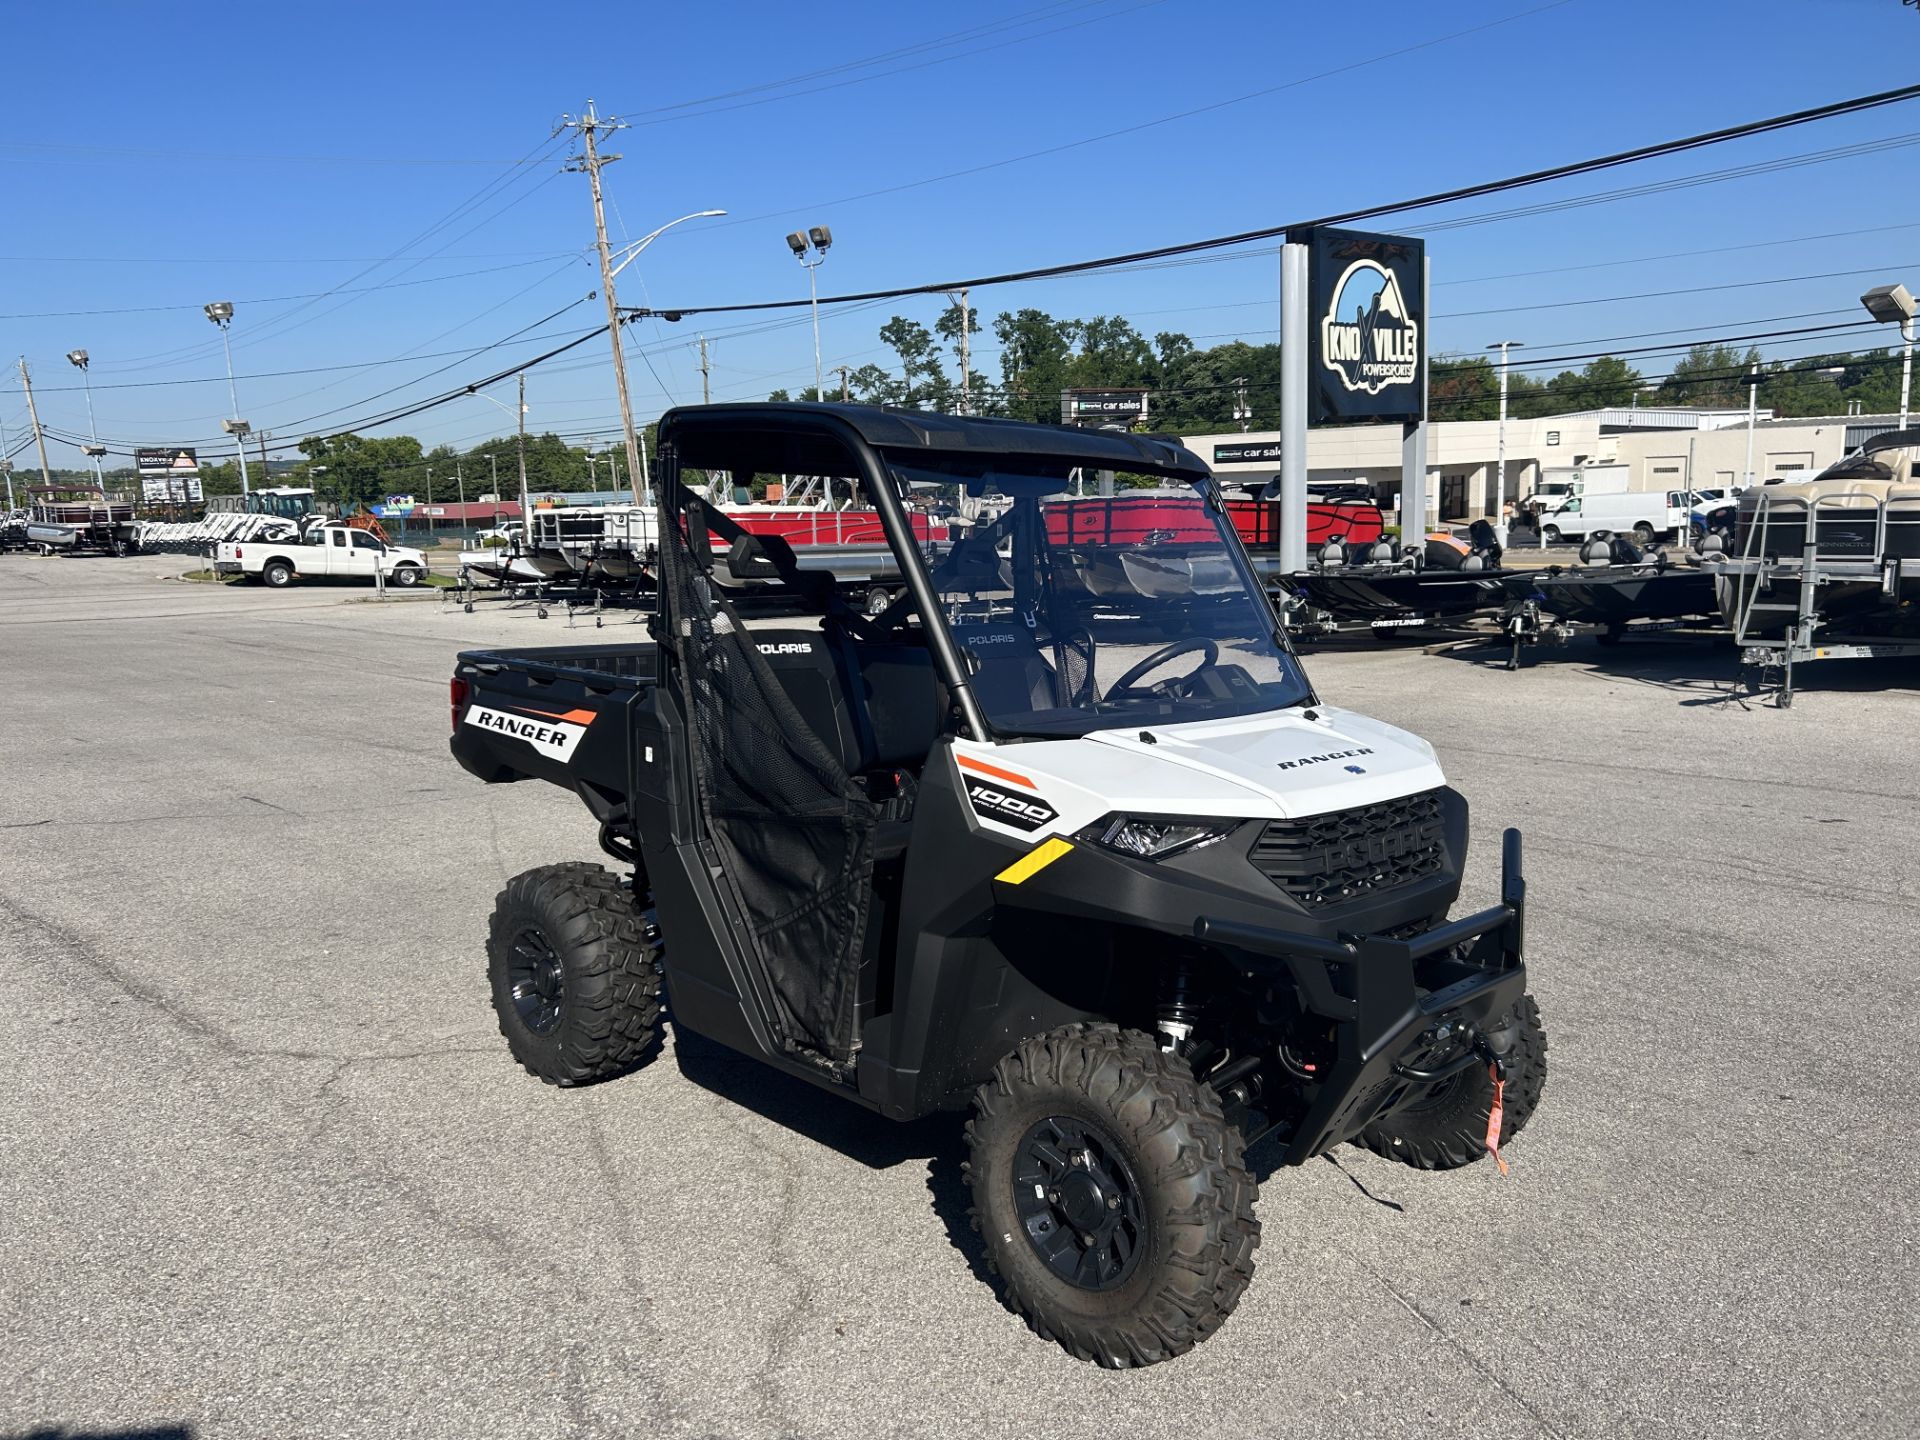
[653,402,1296,746]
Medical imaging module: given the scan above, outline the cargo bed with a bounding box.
[449,642,659,799]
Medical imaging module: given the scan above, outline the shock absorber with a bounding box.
[1157,964,1199,1053]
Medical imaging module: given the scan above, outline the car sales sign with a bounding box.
[1298,227,1425,425]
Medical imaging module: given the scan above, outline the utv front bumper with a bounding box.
[1195,828,1529,1164]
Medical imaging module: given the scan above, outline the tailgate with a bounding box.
[449,643,656,792]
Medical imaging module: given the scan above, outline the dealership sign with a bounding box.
[136,446,199,477]
[1212,440,1283,466]
[135,447,203,502]
[1299,227,1425,424]
[1061,388,1150,429]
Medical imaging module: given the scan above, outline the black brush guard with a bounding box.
[1195,828,1528,1163]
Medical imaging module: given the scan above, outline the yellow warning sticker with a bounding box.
[995,837,1073,885]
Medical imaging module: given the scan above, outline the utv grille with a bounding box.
[1250,790,1446,907]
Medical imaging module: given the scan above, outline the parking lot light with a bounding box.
[1859,284,1915,429]
[205,301,251,496]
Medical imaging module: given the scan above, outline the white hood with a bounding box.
[1085,707,1443,818]
[952,706,1445,842]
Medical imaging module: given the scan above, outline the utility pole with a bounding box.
[697,335,712,405]
[0,403,14,510]
[257,429,271,485]
[833,365,852,402]
[18,359,54,486]
[587,443,599,491]
[562,101,647,509]
[1232,376,1252,432]
[516,373,530,525]
[947,289,971,414]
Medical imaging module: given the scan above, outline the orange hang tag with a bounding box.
[1484,1063,1510,1177]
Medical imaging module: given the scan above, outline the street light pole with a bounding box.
[1900,318,1915,430]
[468,377,532,531]
[66,350,107,494]
[563,103,726,509]
[786,226,833,399]
[1487,340,1522,542]
[205,302,251,497]
[1861,283,1917,430]
[1743,362,1760,490]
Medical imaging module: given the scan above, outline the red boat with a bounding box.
[1226,497,1384,554]
[1033,490,1383,555]
[718,502,940,548]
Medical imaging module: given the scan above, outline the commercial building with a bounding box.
[1182,410,1904,524]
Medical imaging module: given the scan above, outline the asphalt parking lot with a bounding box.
[3,552,1915,1440]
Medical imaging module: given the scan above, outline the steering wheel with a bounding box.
[1107,636,1220,699]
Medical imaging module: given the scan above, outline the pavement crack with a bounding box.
[1373,1269,1568,1439]
[710,1105,812,1435]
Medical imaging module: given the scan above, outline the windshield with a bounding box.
[900,467,1313,738]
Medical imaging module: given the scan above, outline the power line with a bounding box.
[632,82,1920,321]
[0,255,585,320]
[1442,219,1920,287]
[1432,261,1920,318]
[631,0,1171,127]
[703,0,1576,231]
[94,135,570,374]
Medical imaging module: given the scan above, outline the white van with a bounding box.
[1539,490,1690,545]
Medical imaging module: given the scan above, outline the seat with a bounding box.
[952,623,1059,717]
[750,628,941,779]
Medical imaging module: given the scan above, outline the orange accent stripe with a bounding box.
[957,753,1033,789]
[521,706,597,725]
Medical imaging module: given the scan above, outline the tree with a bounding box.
[292,433,426,507]
[1428,355,1501,422]
[994,309,1079,423]
[879,316,951,409]
[1533,355,1644,413]
[1661,344,1760,409]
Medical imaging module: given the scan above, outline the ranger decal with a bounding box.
[464,704,593,762]
[1275,746,1374,773]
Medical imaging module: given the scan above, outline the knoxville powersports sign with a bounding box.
[1297,227,1426,425]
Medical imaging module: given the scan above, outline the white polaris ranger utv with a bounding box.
[450,404,1547,1368]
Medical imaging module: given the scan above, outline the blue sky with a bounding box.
[3,0,1918,470]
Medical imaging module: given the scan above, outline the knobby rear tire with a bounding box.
[486,862,663,1087]
[964,1022,1259,1368]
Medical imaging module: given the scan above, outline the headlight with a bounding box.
[1078,813,1239,860]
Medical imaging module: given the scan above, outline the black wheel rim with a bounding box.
[506,927,566,1035]
[1012,1115,1148,1291]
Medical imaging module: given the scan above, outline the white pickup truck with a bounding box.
[215,522,429,588]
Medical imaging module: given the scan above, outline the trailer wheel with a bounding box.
[1355,994,1548,1170]
[965,1022,1259,1368]
[486,862,662,1087]
[262,559,295,588]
